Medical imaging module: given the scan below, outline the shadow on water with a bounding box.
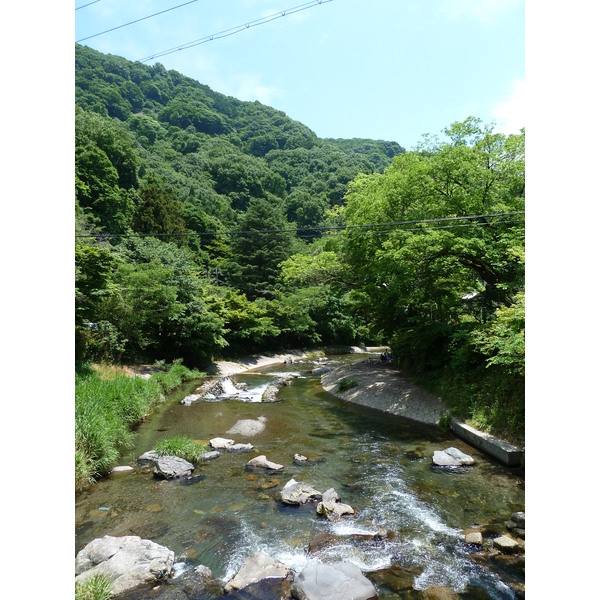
[75,355,524,599]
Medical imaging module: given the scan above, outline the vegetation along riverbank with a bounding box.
[75,361,203,491]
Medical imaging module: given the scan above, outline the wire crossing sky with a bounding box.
[74,0,524,150]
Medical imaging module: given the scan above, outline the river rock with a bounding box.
[210,437,235,449]
[224,551,293,593]
[464,532,483,545]
[511,511,525,528]
[316,487,355,521]
[308,530,392,554]
[246,455,284,471]
[110,466,134,473]
[180,393,202,406]
[419,586,460,599]
[194,378,229,400]
[228,443,254,453]
[493,535,519,554]
[277,478,322,505]
[432,447,475,467]
[312,366,333,375]
[262,374,296,402]
[153,456,194,479]
[294,453,308,464]
[75,535,175,595]
[367,564,424,596]
[227,416,267,437]
[291,562,377,600]
[137,450,159,465]
[199,450,220,461]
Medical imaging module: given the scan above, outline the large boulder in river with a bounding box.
[277,478,322,505]
[227,416,267,437]
[316,488,355,521]
[224,551,293,593]
[432,447,475,467]
[246,455,284,471]
[291,562,377,600]
[153,456,194,479]
[75,535,175,595]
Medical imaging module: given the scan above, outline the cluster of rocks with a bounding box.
[276,478,356,522]
[461,511,525,554]
[181,373,298,405]
[76,539,379,600]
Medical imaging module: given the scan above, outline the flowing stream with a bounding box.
[75,355,525,599]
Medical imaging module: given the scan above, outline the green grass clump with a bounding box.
[337,378,359,392]
[154,435,206,463]
[75,574,113,600]
[75,361,204,490]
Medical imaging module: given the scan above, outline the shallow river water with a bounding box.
[75,356,525,599]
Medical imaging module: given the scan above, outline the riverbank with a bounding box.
[321,361,446,426]
[321,360,525,467]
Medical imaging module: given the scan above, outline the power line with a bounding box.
[138,0,333,63]
[75,211,525,239]
[76,1,101,10]
[76,0,200,43]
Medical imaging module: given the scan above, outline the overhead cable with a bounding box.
[76,1,101,10]
[138,0,333,63]
[75,211,525,239]
[76,0,200,43]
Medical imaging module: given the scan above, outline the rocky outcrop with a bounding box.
[277,478,322,505]
[75,535,175,595]
[246,455,284,471]
[291,562,377,600]
[316,488,355,521]
[153,456,194,479]
[224,551,293,593]
[227,416,267,437]
[432,447,475,467]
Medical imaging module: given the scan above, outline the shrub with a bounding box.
[154,436,206,463]
[337,378,359,392]
[75,574,113,600]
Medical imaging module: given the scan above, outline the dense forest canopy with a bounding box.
[75,44,524,439]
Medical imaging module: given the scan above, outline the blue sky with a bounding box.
[74,0,525,149]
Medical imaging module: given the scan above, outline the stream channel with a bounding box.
[75,354,525,599]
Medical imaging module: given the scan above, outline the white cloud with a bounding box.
[439,0,523,24]
[225,73,282,105]
[492,79,525,135]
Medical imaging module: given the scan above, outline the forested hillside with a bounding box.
[75,44,524,439]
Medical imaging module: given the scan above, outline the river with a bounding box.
[75,355,525,599]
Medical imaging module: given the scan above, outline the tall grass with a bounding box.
[75,361,203,490]
[154,435,206,463]
[75,575,113,600]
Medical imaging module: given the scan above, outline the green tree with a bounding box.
[229,197,296,298]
